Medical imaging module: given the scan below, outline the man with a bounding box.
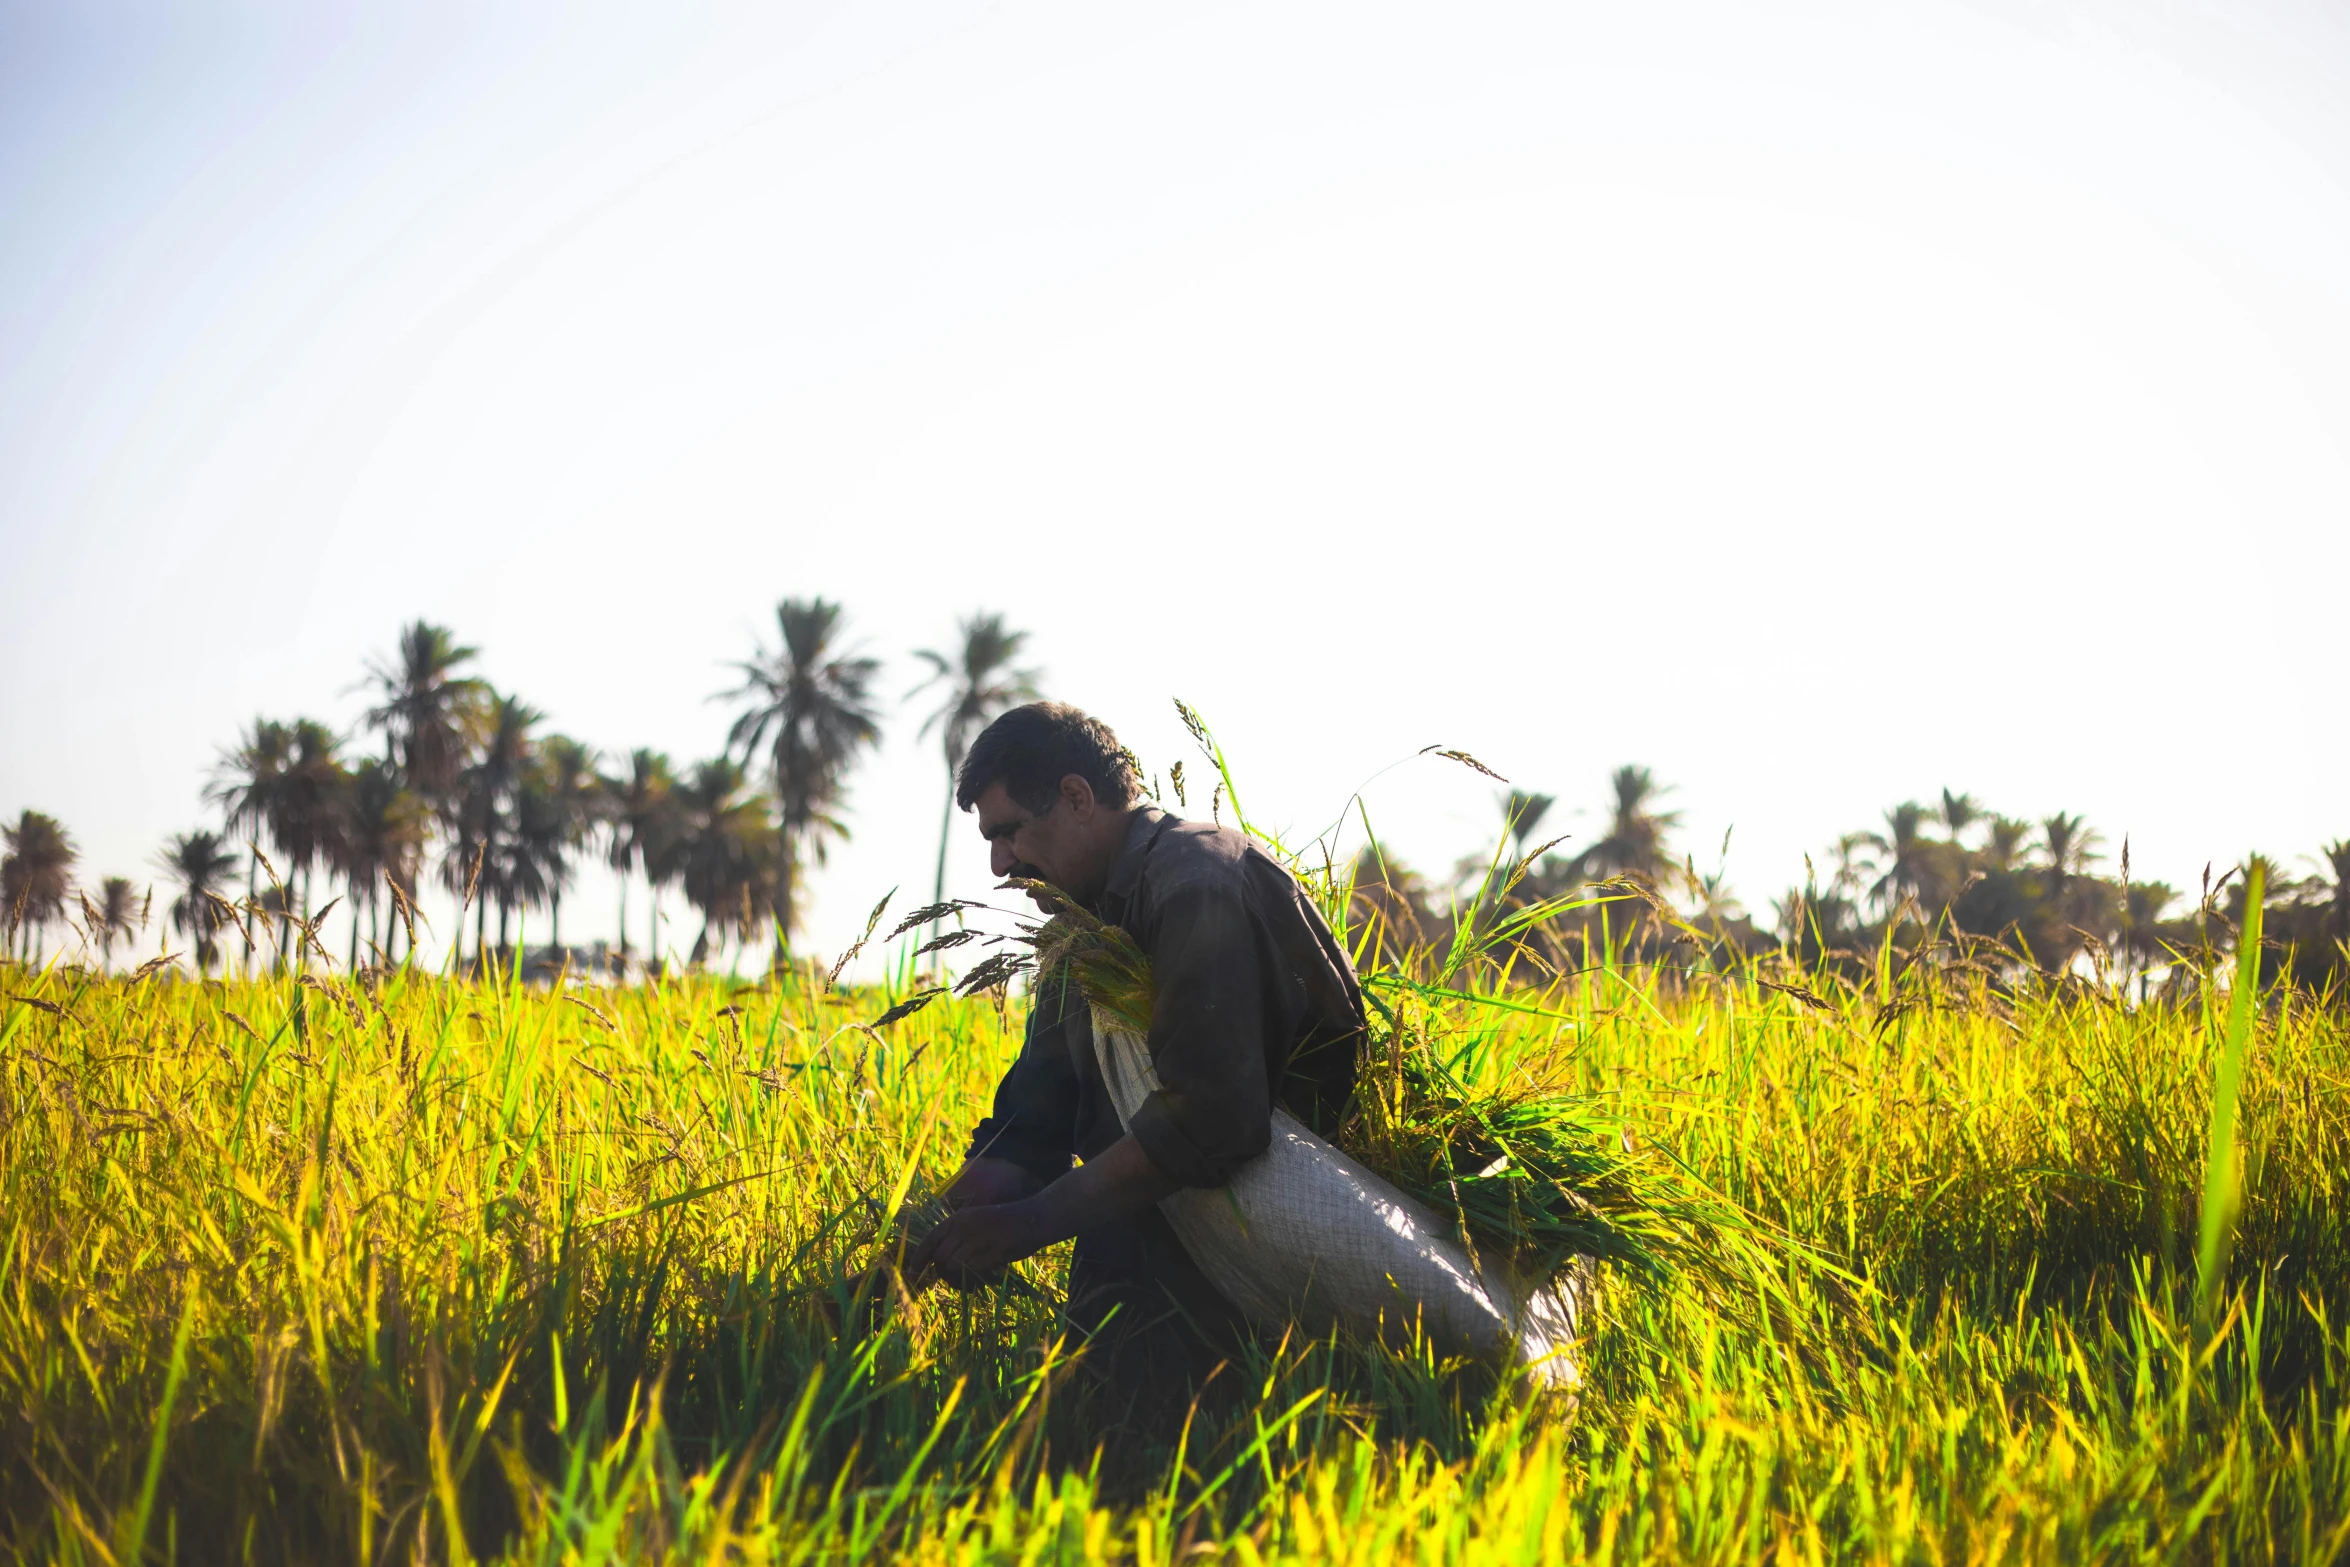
[909,702,1366,1386]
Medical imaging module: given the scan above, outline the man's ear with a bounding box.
[1059,773,1099,822]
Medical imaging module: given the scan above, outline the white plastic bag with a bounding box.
[1089,1010,1585,1388]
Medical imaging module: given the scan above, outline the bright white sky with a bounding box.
[4,0,2347,973]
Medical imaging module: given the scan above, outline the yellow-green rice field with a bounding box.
[1,948,2346,1563]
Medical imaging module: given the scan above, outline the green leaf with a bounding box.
[2196,859,2264,1333]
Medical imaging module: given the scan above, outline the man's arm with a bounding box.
[961,983,1084,1186]
[909,1134,1178,1286]
[942,1156,1044,1209]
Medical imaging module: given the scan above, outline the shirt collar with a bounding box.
[1097,806,1171,911]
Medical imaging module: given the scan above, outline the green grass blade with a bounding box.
[114,1286,197,1566]
[2196,859,2264,1332]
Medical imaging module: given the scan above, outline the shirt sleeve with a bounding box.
[963,977,1082,1185]
[1125,882,1278,1188]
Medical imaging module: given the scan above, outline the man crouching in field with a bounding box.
[909,702,1366,1400]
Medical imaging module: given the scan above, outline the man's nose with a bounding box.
[990,840,1015,877]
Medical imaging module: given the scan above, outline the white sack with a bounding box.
[1088,1009,1585,1389]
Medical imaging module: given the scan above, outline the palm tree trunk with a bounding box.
[550,891,561,951]
[616,874,630,962]
[275,865,295,974]
[930,769,955,950]
[242,846,258,973]
[476,895,489,976]
[773,825,797,966]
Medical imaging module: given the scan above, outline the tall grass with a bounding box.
[1,928,2346,1561]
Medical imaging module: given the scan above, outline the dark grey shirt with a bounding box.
[966,807,1366,1189]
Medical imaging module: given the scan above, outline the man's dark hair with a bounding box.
[956,702,1141,814]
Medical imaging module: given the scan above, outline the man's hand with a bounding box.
[908,1200,1050,1290]
[942,1156,1043,1211]
[907,1135,1181,1292]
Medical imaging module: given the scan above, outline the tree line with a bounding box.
[1350,772,2350,996]
[0,602,1037,976]
[6,634,2343,994]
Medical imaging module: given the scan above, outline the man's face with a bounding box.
[972,777,1108,906]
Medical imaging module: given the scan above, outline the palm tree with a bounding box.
[910,612,1040,944]
[1572,766,1681,883]
[448,693,542,964]
[1499,791,1558,860]
[278,720,350,942]
[1938,790,1981,843]
[210,718,294,970]
[364,621,487,820]
[2039,812,2104,896]
[157,830,239,977]
[1981,815,2035,871]
[1861,801,1935,915]
[673,759,783,967]
[336,758,429,967]
[2270,840,2350,992]
[2116,880,2180,979]
[724,598,882,957]
[601,749,679,969]
[212,719,347,969]
[514,735,602,950]
[1823,833,1873,901]
[643,804,691,974]
[2228,853,2294,916]
[1471,790,1565,927]
[1775,880,1861,963]
[83,877,144,969]
[2,810,78,964]
[2318,840,2350,953]
[1683,858,1747,930]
